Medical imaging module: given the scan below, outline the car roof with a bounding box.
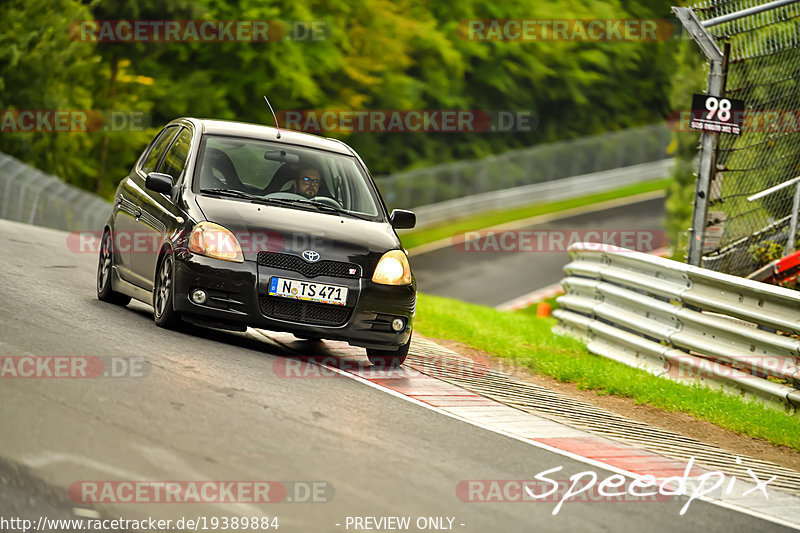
[178,118,354,156]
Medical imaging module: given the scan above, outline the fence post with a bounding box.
[673,7,727,266]
[787,183,800,254]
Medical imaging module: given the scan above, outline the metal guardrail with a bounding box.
[553,242,800,415]
[376,123,671,212]
[410,159,673,228]
[1,147,671,233]
[0,152,112,231]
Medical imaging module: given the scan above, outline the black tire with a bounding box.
[97,230,131,306]
[153,252,181,329]
[366,335,411,367]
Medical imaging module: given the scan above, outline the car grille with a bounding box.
[257,252,361,279]
[259,296,351,326]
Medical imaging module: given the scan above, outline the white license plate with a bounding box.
[268,277,348,306]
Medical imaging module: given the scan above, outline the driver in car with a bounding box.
[288,165,321,199]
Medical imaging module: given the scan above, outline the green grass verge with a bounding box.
[399,178,670,251]
[415,293,800,452]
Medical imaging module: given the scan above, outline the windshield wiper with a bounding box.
[200,188,258,200]
[247,196,375,220]
[249,197,320,212]
[307,202,373,221]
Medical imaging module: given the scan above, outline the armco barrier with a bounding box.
[410,159,673,228]
[0,149,670,232]
[0,152,111,231]
[553,242,800,415]
[376,123,672,214]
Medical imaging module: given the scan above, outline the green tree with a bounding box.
[0,0,103,189]
[3,0,683,198]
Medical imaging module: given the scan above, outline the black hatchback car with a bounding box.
[97,118,417,366]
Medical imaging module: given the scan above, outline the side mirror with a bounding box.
[390,209,416,230]
[145,172,174,195]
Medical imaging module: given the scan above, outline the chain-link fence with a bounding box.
[0,152,111,231]
[375,123,671,211]
[692,0,800,275]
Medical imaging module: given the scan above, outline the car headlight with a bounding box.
[372,250,412,285]
[188,222,244,263]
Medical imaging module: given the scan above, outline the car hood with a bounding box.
[193,195,403,271]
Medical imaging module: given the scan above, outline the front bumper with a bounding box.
[171,252,415,350]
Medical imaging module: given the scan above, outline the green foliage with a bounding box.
[748,240,784,267]
[3,0,679,198]
[664,35,705,261]
[0,0,103,189]
[416,292,800,451]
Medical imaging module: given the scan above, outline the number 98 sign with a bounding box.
[690,93,745,135]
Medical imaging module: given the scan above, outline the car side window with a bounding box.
[141,126,180,175]
[158,128,193,182]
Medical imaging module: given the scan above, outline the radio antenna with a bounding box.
[263,95,281,139]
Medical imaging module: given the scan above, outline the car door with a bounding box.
[132,126,194,288]
[114,125,180,285]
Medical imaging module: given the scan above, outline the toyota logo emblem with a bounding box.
[302,250,320,262]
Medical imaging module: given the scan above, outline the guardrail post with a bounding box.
[0,164,28,220]
[27,176,61,225]
[14,171,49,222]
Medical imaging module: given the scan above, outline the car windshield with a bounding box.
[193,135,384,219]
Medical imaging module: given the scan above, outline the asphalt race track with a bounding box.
[410,194,666,307]
[0,218,791,532]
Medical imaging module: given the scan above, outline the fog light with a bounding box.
[191,289,208,305]
[391,318,405,332]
